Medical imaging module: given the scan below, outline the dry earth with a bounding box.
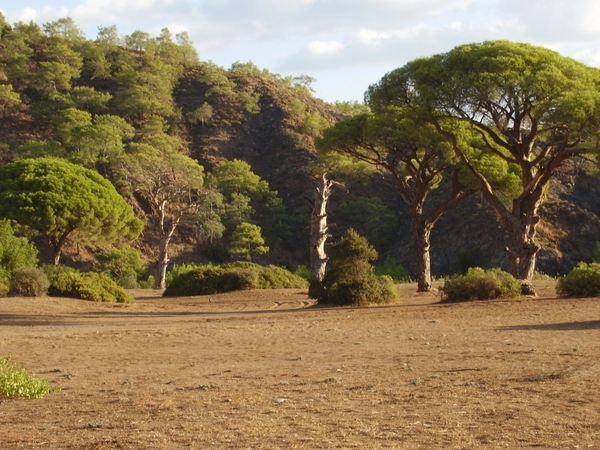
[1,281,599,449]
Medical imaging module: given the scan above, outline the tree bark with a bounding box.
[154,202,181,290]
[412,215,433,292]
[309,174,347,282]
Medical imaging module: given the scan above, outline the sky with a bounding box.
[1,0,600,103]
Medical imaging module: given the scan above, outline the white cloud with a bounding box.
[307,40,344,55]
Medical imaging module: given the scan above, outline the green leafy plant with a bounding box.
[9,267,50,297]
[0,220,39,283]
[375,256,410,282]
[0,355,60,399]
[557,262,600,297]
[313,229,399,306]
[440,267,521,302]
[294,264,314,282]
[95,247,147,288]
[164,262,307,296]
[46,268,134,303]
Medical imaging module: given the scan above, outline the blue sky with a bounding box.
[2,0,600,103]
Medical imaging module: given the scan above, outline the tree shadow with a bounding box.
[498,320,600,331]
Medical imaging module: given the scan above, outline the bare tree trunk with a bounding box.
[154,202,181,290]
[310,174,347,282]
[412,216,433,292]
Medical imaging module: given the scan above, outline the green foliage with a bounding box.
[164,262,307,296]
[592,242,600,263]
[314,229,399,306]
[46,269,134,303]
[138,275,156,289]
[440,267,521,302]
[332,100,370,116]
[0,280,8,297]
[0,158,143,264]
[375,256,410,282]
[164,264,256,296]
[294,265,315,282]
[556,262,600,297]
[9,267,50,297]
[165,263,199,287]
[230,223,269,260]
[95,247,147,287]
[0,220,39,282]
[0,355,60,399]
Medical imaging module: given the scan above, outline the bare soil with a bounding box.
[1,281,600,449]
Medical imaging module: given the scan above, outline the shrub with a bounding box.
[314,229,399,306]
[440,267,521,302]
[138,275,156,289]
[375,256,410,282]
[163,263,308,296]
[95,248,147,288]
[294,264,315,282]
[46,269,134,303]
[164,265,256,296]
[165,263,199,287]
[557,262,600,297]
[9,267,50,297]
[0,355,60,399]
[255,265,309,289]
[0,280,9,297]
[0,220,39,283]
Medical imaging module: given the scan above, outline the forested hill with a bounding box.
[1,16,599,278]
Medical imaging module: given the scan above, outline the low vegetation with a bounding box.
[45,266,134,303]
[311,229,399,306]
[163,262,308,296]
[440,267,521,302]
[9,267,50,297]
[0,355,60,399]
[556,262,600,297]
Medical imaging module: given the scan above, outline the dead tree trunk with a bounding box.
[154,201,182,290]
[309,174,347,282]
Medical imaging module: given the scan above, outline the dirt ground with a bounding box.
[1,281,599,449]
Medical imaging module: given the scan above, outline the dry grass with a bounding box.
[0,281,599,448]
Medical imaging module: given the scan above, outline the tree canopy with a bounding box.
[0,158,143,264]
[366,40,600,292]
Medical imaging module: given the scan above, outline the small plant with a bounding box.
[95,248,147,288]
[374,256,410,282]
[137,275,156,289]
[0,355,60,399]
[46,268,134,303]
[440,267,521,302]
[557,262,600,297]
[0,220,39,283]
[165,263,200,287]
[314,229,399,306]
[163,262,308,296]
[9,267,50,297]
[230,222,269,261]
[294,264,314,282]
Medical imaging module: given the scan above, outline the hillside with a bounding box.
[0,18,599,279]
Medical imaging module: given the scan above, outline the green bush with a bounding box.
[0,220,39,283]
[46,268,134,303]
[375,256,410,282]
[557,262,600,297]
[165,263,199,287]
[440,267,521,302]
[314,229,399,306]
[9,267,50,297]
[163,263,308,297]
[95,248,147,288]
[0,355,60,399]
[0,280,9,297]
[138,275,156,289]
[164,265,256,296]
[294,264,315,282]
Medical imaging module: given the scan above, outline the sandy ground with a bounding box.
[1,281,599,449]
